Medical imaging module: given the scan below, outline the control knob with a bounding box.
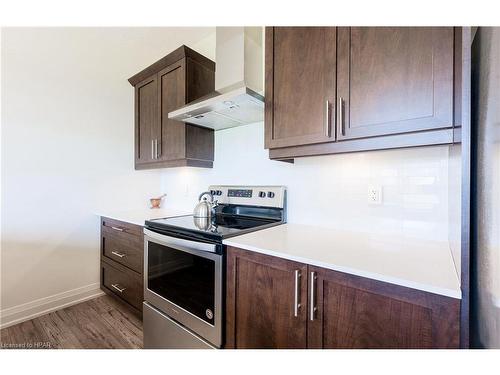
[258,191,266,198]
[267,191,275,198]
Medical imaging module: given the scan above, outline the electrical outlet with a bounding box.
[368,186,382,205]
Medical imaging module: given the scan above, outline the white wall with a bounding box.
[160,122,457,242]
[0,27,215,325]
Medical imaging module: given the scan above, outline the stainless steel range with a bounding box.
[143,185,286,348]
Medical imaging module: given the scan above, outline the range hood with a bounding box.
[168,27,264,130]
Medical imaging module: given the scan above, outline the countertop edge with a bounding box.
[223,239,462,300]
[98,215,144,226]
[95,210,190,227]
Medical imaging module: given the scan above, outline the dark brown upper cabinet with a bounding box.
[265,27,463,161]
[135,75,159,166]
[265,27,336,149]
[336,27,453,140]
[129,46,215,169]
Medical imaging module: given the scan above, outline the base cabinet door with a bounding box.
[225,247,308,348]
[307,266,460,349]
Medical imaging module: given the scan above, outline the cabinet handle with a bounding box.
[151,139,155,159]
[339,97,345,136]
[294,270,302,317]
[111,284,126,293]
[310,271,317,321]
[110,226,124,232]
[324,100,331,137]
[111,251,126,258]
[155,139,160,158]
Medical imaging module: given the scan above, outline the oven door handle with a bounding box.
[144,228,217,255]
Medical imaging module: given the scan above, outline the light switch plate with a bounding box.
[368,186,383,205]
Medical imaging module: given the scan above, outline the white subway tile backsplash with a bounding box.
[160,122,460,243]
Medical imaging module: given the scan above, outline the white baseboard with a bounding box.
[0,283,104,329]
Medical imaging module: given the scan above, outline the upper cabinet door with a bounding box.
[265,27,336,148]
[337,27,454,140]
[135,76,158,165]
[158,61,187,161]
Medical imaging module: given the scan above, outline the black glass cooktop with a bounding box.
[145,214,281,243]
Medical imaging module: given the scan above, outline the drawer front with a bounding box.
[102,227,143,273]
[101,217,143,237]
[101,260,143,310]
[101,216,143,273]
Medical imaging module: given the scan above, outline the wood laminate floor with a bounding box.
[0,295,143,349]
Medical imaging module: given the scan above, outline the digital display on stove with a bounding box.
[227,189,252,198]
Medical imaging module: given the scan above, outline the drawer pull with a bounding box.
[111,251,126,258]
[111,284,126,293]
[110,226,124,232]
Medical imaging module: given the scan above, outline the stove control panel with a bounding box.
[228,189,253,198]
[208,185,286,209]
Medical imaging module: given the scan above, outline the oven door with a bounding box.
[143,228,222,347]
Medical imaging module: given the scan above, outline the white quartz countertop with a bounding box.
[96,208,190,226]
[223,223,461,299]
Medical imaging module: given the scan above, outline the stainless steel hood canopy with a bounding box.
[168,27,264,130]
[168,84,264,130]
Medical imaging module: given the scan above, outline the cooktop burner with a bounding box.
[145,213,280,242]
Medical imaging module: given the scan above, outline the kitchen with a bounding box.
[0,2,499,373]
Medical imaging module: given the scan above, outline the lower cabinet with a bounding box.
[101,259,143,311]
[225,247,308,348]
[225,246,460,349]
[100,217,144,317]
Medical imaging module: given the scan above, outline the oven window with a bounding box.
[147,241,215,325]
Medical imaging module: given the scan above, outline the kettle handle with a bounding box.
[198,191,213,202]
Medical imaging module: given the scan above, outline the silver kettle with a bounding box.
[193,216,213,231]
[193,191,218,218]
